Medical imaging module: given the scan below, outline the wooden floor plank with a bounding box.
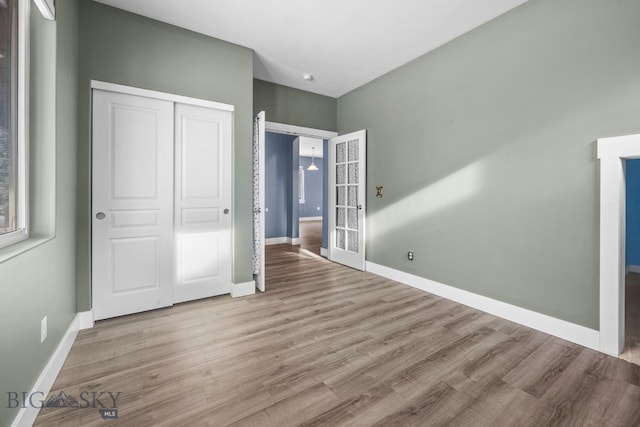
[34,243,640,426]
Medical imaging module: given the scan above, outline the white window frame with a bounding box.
[0,0,29,249]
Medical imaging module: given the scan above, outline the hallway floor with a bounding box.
[299,219,322,256]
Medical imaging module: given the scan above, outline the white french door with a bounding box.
[253,111,266,292]
[328,130,367,270]
[92,90,175,320]
[174,103,233,303]
[92,86,233,320]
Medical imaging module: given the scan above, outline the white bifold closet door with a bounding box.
[92,89,232,320]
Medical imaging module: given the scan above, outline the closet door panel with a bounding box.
[92,90,175,320]
[174,103,233,303]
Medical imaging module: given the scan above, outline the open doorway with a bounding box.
[298,137,325,256]
[598,133,640,358]
[622,159,640,364]
[263,122,337,258]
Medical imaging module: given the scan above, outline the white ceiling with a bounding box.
[298,136,324,159]
[93,0,529,98]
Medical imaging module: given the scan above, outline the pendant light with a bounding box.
[307,147,319,171]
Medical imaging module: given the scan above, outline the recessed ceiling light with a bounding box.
[302,73,314,81]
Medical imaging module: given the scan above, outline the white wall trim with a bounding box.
[265,121,338,139]
[320,247,328,258]
[265,237,289,245]
[11,313,81,427]
[597,133,640,356]
[300,216,322,222]
[77,311,94,330]
[366,262,600,352]
[33,0,55,20]
[231,281,255,298]
[265,237,301,246]
[91,80,234,112]
[627,265,640,275]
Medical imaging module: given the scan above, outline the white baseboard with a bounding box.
[77,310,94,330]
[300,216,322,222]
[231,281,255,298]
[626,265,640,274]
[265,237,289,245]
[11,313,82,427]
[320,247,328,258]
[365,262,600,352]
[265,237,301,246]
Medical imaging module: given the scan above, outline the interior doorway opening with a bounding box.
[621,159,640,364]
[263,122,336,258]
[597,133,640,357]
[298,136,325,257]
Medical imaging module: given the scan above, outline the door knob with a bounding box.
[96,212,106,220]
[224,209,230,214]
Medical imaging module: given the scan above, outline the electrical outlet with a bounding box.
[407,251,414,261]
[41,316,47,343]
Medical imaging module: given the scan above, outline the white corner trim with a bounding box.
[320,247,328,258]
[231,281,255,298]
[265,121,338,139]
[33,0,55,20]
[11,313,81,427]
[90,80,234,112]
[291,238,301,246]
[77,311,94,330]
[300,216,322,222]
[365,261,600,352]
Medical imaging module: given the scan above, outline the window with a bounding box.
[0,0,27,249]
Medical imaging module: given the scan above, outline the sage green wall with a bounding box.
[254,79,337,131]
[76,1,254,310]
[0,1,79,425]
[338,0,640,329]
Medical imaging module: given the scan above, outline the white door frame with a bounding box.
[265,121,337,140]
[597,133,640,356]
[91,80,234,112]
[254,112,266,291]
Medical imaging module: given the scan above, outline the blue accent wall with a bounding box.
[627,159,640,266]
[265,132,295,239]
[299,156,323,218]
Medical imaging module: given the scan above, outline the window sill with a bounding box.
[0,234,54,264]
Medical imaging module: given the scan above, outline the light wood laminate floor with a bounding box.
[299,220,322,256]
[35,245,640,426]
